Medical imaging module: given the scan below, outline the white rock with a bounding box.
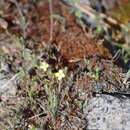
[84,94,130,130]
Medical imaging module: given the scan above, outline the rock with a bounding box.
[83,94,130,130]
[0,72,17,101]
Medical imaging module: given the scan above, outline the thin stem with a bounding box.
[49,0,53,42]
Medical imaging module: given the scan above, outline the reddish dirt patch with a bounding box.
[38,1,112,62]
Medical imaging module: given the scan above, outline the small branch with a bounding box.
[28,112,45,120]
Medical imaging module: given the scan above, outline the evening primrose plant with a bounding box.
[38,60,66,119]
[39,61,66,81]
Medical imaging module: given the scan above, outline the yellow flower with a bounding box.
[54,69,65,80]
[39,61,49,72]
